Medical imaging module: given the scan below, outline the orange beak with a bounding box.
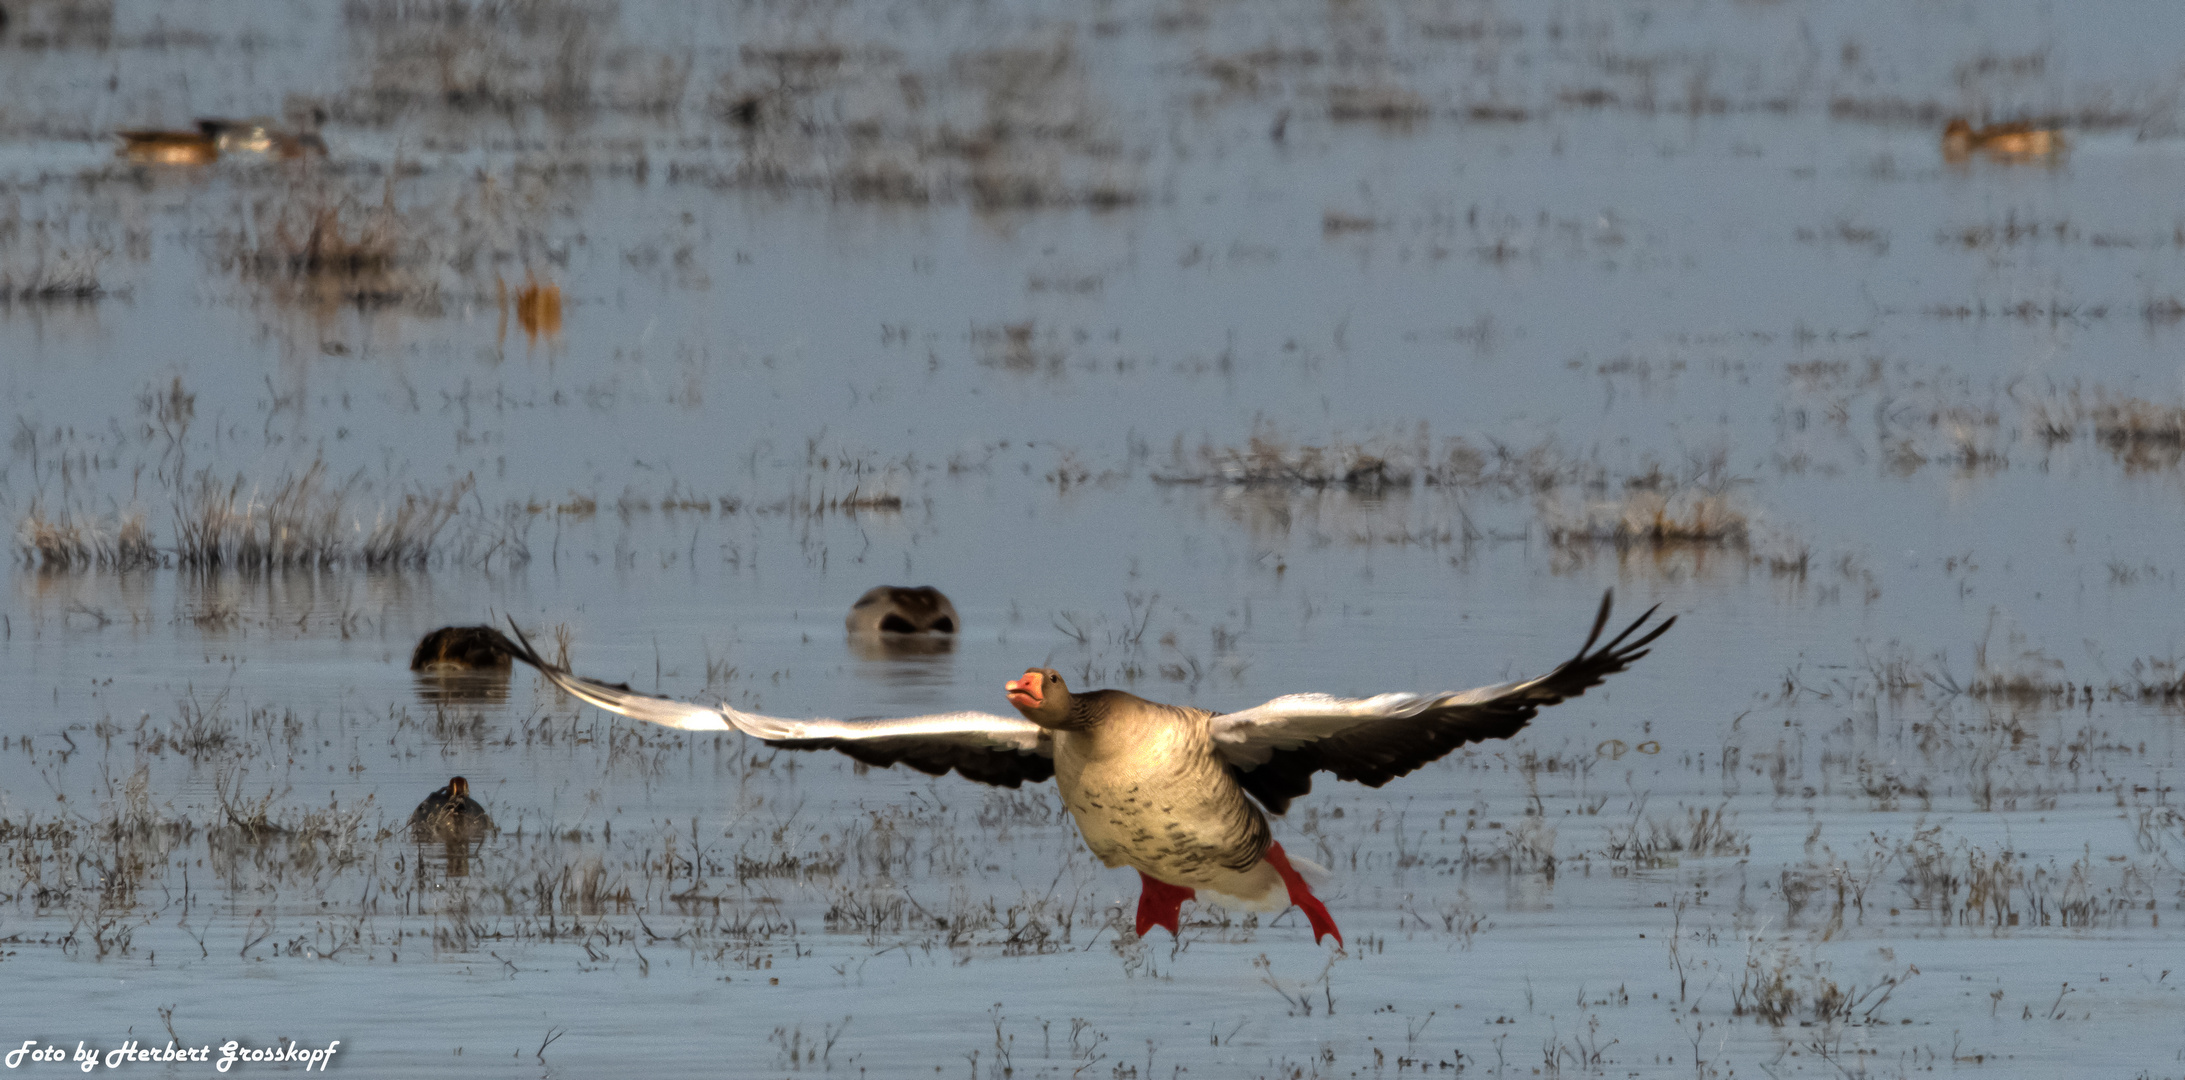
[1005,671,1044,711]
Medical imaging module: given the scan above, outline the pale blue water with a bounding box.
[2,0,2184,1074]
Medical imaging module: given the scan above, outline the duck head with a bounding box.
[1941,117,1975,161]
[446,776,470,801]
[1004,668,1074,728]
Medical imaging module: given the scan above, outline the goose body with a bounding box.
[505,592,1671,947]
[1047,692,1287,906]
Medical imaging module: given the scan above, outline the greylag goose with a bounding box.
[408,776,495,840]
[411,625,521,673]
[846,586,960,635]
[504,592,1671,946]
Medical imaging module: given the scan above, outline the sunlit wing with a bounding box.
[1207,591,1673,813]
[503,621,1056,788]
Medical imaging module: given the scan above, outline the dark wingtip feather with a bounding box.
[502,616,558,673]
[1579,590,1615,651]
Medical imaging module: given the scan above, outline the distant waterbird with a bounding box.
[114,129,219,166]
[408,776,495,841]
[502,592,1672,947]
[1942,118,2063,164]
[410,625,521,673]
[115,118,326,165]
[846,585,960,635]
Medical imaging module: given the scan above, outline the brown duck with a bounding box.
[846,586,960,635]
[114,129,219,165]
[1941,118,2062,163]
[505,592,1670,946]
[115,119,326,166]
[411,625,521,673]
[408,776,495,840]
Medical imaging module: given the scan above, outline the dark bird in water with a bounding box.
[408,776,495,840]
[410,625,521,673]
[503,592,1672,947]
[846,586,959,635]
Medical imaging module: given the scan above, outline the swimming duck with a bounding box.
[114,129,219,166]
[504,592,1671,946]
[1941,118,2063,163]
[115,118,326,166]
[408,776,495,840]
[846,586,960,635]
[410,625,521,673]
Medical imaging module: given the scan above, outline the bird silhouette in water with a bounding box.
[408,776,495,841]
[410,626,521,673]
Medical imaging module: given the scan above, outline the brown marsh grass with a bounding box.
[16,464,519,572]
[224,183,423,309]
[2024,389,2185,469]
[0,247,111,303]
[1542,488,1750,547]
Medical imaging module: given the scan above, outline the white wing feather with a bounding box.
[523,638,1047,752]
[1208,682,1526,764]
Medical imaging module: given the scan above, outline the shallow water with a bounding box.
[3,0,2185,1076]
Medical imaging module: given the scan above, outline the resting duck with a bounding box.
[114,129,219,166]
[116,119,326,165]
[196,117,327,160]
[846,586,960,635]
[411,625,520,673]
[503,593,1670,946]
[1941,118,2062,163]
[408,776,495,840]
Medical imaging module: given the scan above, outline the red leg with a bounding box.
[1134,871,1196,939]
[1264,842,1342,947]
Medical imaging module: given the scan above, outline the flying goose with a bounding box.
[503,592,1671,946]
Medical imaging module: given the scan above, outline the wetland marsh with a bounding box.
[3,0,2184,1076]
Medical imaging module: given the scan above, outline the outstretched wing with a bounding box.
[1208,591,1672,813]
[503,622,1056,788]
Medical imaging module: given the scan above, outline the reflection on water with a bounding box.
[411,672,512,706]
[847,631,956,663]
[847,633,958,710]
[414,836,491,879]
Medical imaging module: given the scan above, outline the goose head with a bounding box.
[1004,668,1073,728]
